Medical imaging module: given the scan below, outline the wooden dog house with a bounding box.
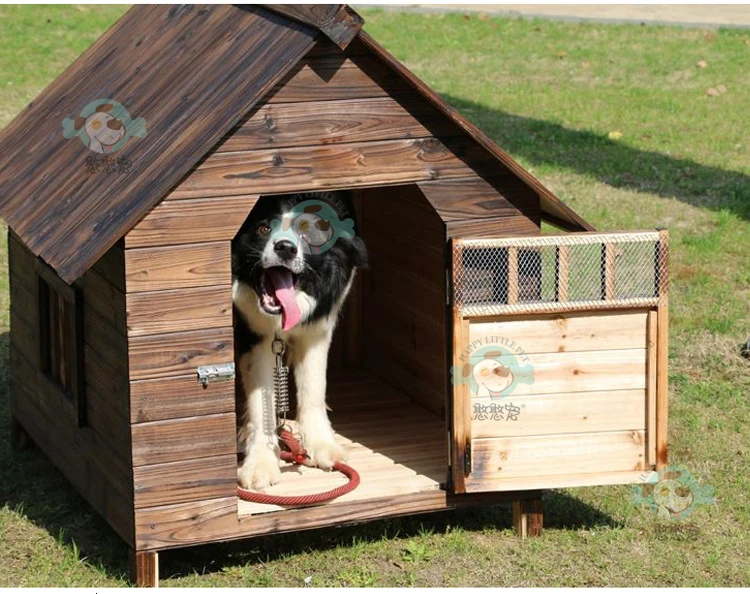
[0,4,669,586]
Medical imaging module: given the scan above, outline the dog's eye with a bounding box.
[256,224,271,236]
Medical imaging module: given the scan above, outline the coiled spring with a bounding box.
[272,335,290,421]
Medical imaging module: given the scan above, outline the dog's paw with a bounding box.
[238,446,281,489]
[304,439,347,470]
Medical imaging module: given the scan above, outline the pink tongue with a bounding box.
[266,268,302,331]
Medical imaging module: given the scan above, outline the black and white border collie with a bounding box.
[232,192,367,489]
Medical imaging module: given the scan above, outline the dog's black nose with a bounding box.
[274,240,298,261]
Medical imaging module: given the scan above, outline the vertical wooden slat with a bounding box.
[604,243,616,300]
[507,246,519,304]
[646,310,658,466]
[451,239,469,493]
[656,230,669,469]
[555,244,570,302]
[451,308,470,494]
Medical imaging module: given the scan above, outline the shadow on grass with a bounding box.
[442,94,750,221]
[0,332,130,584]
[157,490,620,583]
[0,330,619,584]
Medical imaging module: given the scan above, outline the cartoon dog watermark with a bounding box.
[451,336,535,400]
[62,99,147,155]
[631,465,715,520]
[270,197,355,256]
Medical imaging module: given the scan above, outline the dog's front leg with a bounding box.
[237,342,282,489]
[292,325,346,470]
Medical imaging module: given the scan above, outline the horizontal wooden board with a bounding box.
[467,430,647,490]
[133,454,237,508]
[125,195,259,248]
[468,311,649,356]
[135,496,239,551]
[266,55,407,104]
[131,412,236,466]
[126,285,233,337]
[418,176,537,222]
[462,348,646,397]
[135,491,452,550]
[128,326,233,381]
[125,242,231,292]
[169,138,495,200]
[465,469,651,493]
[446,215,539,239]
[130,374,235,423]
[219,97,442,152]
[471,389,646,439]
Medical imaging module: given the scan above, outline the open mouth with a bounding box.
[258,266,302,331]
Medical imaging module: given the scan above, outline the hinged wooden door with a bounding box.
[450,232,669,493]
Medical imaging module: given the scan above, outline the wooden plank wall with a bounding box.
[360,184,448,417]
[167,38,541,240]
[8,233,135,546]
[123,237,239,517]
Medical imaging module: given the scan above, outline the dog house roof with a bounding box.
[0,4,592,284]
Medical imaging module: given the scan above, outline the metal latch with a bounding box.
[464,440,472,475]
[197,362,235,387]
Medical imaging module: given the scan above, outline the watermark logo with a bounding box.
[472,401,522,422]
[631,465,715,520]
[269,198,355,256]
[451,336,534,399]
[62,99,147,155]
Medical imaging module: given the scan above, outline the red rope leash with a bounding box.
[237,429,360,506]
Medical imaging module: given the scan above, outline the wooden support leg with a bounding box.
[10,416,34,451]
[512,497,543,538]
[129,550,159,587]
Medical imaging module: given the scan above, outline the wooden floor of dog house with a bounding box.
[237,372,447,516]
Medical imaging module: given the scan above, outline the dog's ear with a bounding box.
[339,235,368,268]
[462,362,472,378]
[304,204,322,214]
[95,103,114,113]
[484,351,503,359]
[73,116,86,130]
[281,216,292,231]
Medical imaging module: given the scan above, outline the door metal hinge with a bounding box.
[197,362,235,387]
[464,440,472,475]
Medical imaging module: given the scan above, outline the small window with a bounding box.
[37,263,86,426]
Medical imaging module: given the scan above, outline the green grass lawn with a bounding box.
[1,5,749,587]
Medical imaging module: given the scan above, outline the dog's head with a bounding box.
[233,192,367,331]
